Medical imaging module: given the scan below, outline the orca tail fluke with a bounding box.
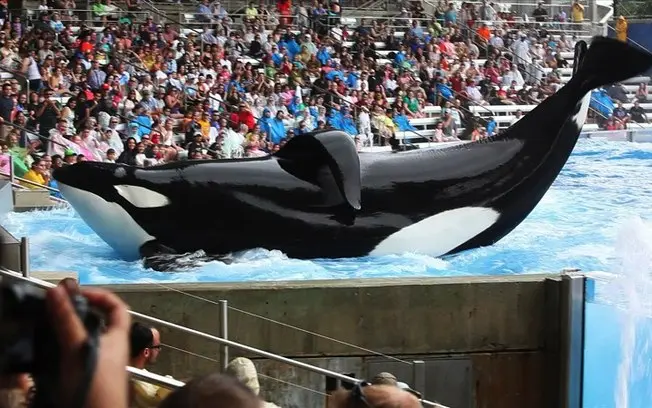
[577,36,652,90]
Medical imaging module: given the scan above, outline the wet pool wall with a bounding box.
[99,274,583,408]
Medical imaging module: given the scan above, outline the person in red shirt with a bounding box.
[449,72,463,93]
[78,34,94,54]
[237,103,256,130]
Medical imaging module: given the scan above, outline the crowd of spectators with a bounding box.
[0,0,648,192]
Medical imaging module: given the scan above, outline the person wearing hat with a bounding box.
[370,372,398,386]
[127,122,141,141]
[63,148,78,165]
[186,131,208,158]
[370,372,422,398]
[225,357,281,408]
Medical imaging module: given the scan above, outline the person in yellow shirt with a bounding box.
[244,2,258,24]
[129,322,173,408]
[21,158,49,189]
[571,0,584,23]
[615,15,628,42]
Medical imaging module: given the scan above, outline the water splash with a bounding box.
[602,218,652,408]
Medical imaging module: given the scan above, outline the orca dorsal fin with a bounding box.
[274,130,361,210]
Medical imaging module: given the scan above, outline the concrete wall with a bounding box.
[0,181,13,217]
[101,274,568,408]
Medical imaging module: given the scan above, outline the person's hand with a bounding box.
[46,279,131,408]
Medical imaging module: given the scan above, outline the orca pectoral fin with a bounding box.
[140,240,179,272]
[274,130,361,211]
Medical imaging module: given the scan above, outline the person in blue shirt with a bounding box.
[408,21,424,39]
[486,117,497,137]
[268,111,287,145]
[444,3,457,24]
[257,108,274,140]
[132,106,153,139]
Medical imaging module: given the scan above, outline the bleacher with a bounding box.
[11,3,652,145]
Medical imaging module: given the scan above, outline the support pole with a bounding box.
[412,360,426,397]
[19,237,29,278]
[9,154,14,185]
[219,300,229,371]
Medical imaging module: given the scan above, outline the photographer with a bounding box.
[0,279,132,408]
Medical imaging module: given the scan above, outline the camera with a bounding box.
[0,281,102,407]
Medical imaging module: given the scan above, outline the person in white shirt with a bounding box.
[501,64,524,87]
[357,106,373,149]
[105,148,117,163]
[510,35,530,66]
[510,109,523,125]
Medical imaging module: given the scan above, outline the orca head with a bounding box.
[53,162,171,260]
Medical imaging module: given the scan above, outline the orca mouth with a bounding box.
[53,161,131,191]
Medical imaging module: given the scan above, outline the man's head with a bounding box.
[129,322,161,367]
[2,83,11,97]
[328,383,421,408]
[160,373,260,408]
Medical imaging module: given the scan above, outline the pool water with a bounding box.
[3,139,652,408]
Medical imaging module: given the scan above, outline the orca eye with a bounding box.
[114,185,170,208]
[114,167,127,178]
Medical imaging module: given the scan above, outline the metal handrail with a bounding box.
[28,8,151,22]
[0,267,449,408]
[0,269,182,390]
[128,366,186,389]
[0,170,63,195]
[0,66,30,97]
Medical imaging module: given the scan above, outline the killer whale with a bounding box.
[53,37,652,271]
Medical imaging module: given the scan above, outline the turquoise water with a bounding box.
[3,139,652,407]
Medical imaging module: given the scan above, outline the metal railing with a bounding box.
[25,7,152,24]
[0,269,185,390]
[0,66,30,97]
[0,154,65,201]
[0,266,450,408]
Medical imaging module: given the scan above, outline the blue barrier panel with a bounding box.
[609,22,652,75]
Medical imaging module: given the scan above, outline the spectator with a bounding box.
[629,100,648,123]
[129,322,173,408]
[635,82,648,102]
[612,101,629,126]
[608,83,630,103]
[328,383,421,408]
[160,372,261,408]
[532,2,548,22]
[615,16,628,42]
[21,157,49,189]
[225,357,282,408]
[571,0,584,25]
